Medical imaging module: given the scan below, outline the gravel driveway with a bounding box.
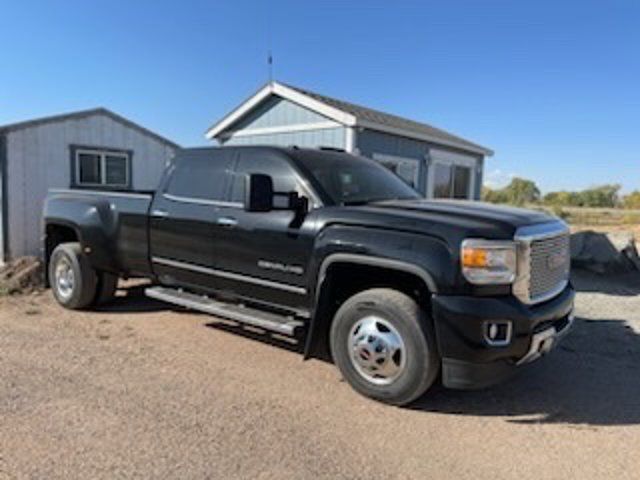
[1,271,639,479]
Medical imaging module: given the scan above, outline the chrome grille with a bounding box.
[514,222,571,305]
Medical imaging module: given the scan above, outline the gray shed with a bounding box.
[206,81,492,200]
[0,108,179,261]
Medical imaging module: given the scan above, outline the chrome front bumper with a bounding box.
[517,311,575,365]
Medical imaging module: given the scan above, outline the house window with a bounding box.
[73,148,130,189]
[432,163,472,199]
[372,153,421,189]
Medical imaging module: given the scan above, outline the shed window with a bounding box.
[372,153,420,189]
[74,149,130,188]
[433,164,472,199]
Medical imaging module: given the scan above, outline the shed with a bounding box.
[0,108,179,261]
[206,81,492,200]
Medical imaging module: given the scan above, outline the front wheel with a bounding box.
[49,242,97,310]
[330,288,440,406]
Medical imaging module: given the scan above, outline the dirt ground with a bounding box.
[1,272,639,480]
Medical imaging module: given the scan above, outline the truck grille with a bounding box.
[514,222,571,305]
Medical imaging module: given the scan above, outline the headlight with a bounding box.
[461,239,517,285]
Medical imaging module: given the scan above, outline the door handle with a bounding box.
[217,216,238,228]
[151,209,169,218]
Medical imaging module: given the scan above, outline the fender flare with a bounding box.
[303,253,438,358]
[316,253,438,294]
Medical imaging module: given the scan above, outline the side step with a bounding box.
[145,286,304,336]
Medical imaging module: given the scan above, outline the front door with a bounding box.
[211,149,319,314]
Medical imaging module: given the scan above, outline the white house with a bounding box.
[206,81,492,200]
[0,108,179,261]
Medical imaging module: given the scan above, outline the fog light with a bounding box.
[484,321,512,346]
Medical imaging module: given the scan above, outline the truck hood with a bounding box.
[375,199,552,228]
[339,199,558,241]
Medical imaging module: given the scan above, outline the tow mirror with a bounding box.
[246,174,274,212]
[246,173,309,214]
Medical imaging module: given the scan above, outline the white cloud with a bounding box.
[484,169,516,189]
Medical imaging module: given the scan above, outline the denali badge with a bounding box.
[257,260,304,275]
[546,251,567,270]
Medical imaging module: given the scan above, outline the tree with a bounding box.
[575,184,621,208]
[482,178,540,206]
[623,190,640,209]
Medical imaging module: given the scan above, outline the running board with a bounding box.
[145,286,304,336]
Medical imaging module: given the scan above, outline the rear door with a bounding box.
[149,149,235,291]
[212,150,319,313]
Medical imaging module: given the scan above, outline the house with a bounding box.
[206,81,492,200]
[0,108,179,261]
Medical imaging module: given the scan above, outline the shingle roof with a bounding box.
[281,83,492,156]
[0,107,180,149]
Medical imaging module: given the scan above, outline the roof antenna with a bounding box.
[266,7,274,84]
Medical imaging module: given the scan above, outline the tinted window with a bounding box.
[230,153,300,204]
[295,152,419,205]
[166,153,233,201]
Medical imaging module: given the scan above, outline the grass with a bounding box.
[527,205,640,239]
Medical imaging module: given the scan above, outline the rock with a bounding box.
[570,231,639,274]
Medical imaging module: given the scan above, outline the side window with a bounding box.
[432,163,472,199]
[165,154,232,201]
[72,147,131,189]
[230,154,300,204]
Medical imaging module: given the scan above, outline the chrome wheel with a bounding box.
[54,256,75,300]
[348,315,407,385]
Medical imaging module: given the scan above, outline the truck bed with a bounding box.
[45,189,154,276]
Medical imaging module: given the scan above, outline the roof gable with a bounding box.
[206,81,492,156]
[0,107,180,149]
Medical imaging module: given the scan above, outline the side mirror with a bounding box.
[246,174,274,212]
[245,173,309,214]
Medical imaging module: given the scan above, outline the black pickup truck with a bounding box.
[43,146,574,405]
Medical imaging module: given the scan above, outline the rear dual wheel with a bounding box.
[49,242,118,310]
[330,288,439,406]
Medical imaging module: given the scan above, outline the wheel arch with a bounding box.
[303,253,438,359]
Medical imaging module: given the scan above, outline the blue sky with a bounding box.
[1,0,638,193]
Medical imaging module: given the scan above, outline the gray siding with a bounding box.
[228,96,332,131]
[219,97,346,149]
[356,129,430,194]
[221,127,346,149]
[5,113,176,258]
[357,129,483,198]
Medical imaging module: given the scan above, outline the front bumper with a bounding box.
[431,284,575,389]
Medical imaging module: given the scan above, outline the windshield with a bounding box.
[295,152,420,205]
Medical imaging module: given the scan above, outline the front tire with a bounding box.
[49,242,97,310]
[330,288,439,406]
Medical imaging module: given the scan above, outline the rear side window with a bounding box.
[230,153,300,204]
[166,153,233,201]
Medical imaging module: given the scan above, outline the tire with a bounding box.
[94,271,119,305]
[48,242,98,310]
[330,288,440,406]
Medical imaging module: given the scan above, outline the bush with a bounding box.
[482,178,540,206]
[623,191,640,209]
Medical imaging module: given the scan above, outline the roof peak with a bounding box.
[207,81,492,156]
[0,107,179,149]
